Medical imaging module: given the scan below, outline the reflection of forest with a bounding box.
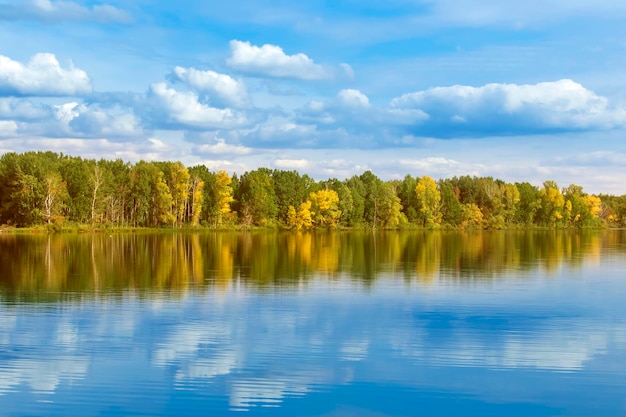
[0,230,623,300]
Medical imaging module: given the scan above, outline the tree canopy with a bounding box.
[0,151,622,230]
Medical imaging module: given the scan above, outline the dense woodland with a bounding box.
[0,151,625,230]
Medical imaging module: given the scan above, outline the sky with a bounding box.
[1,0,626,194]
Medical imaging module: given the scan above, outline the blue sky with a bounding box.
[1,0,626,193]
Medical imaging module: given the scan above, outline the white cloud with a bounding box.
[23,102,144,139]
[551,151,626,167]
[147,83,247,129]
[391,79,626,134]
[193,138,252,156]
[294,91,428,141]
[0,98,50,119]
[227,40,329,80]
[273,159,310,169]
[0,0,132,23]
[53,102,80,123]
[240,116,318,147]
[170,66,248,108]
[398,157,483,177]
[337,89,370,108]
[0,121,18,137]
[68,105,143,138]
[0,53,92,97]
[201,160,249,173]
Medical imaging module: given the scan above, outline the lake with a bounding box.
[1,230,626,416]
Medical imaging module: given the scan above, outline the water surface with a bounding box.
[1,231,626,416]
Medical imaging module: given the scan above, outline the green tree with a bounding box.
[514,182,540,226]
[398,174,419,223]
[439,179,463,228]
[272,170,316,225]
[345,175,366,226]
[360,170,383,227]
[42,172,68,224]
[234,168,277,226]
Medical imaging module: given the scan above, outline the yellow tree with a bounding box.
[415,175,441,228]
[189,175,204,226]
[153,170,175,226]
[309,189,341,227]
[563,184,603,227]
[501,183,520,225]
[377,181,404,227]
[461,203,483,229]
[583,195,602,218]
[287,200,313,230]
[168,162,190,227]
[538,181,565,227]
[214,170,234,227]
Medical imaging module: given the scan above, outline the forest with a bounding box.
[0,151,625,230]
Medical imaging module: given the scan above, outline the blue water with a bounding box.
[1,233,626,416]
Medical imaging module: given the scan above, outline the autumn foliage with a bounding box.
[0,151,624,229]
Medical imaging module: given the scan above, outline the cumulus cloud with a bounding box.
[169,66,248,108]
[226,40,329,80]
[550,151,626,167]
[0,98,51,120]
[294,89,428,141]
[193,138,252,156]
[239,116,321,147]
[337,89,370,108]
[0,120,18,137]
[0,0,132,23]
[68,105,143,138]
[391,79,626,136]
[0,53,92,97]
[146,83,247,129]
[3,101,143,140]
[273,159,310,169]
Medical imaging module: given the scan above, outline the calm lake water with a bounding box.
[1,230,626,416]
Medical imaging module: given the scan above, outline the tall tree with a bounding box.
[415,175,441,228]
[537,180,565,227]
[514,182,540,226]
[234,168,277,226]
[439,179,463,228]
[167,162,190,227]
[213,170,234,227]
[399,174,419,223]
[272,170,316,225]
[42,172,68,224]
[377,181,404,227]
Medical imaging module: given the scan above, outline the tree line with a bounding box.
[1,151,625,229]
